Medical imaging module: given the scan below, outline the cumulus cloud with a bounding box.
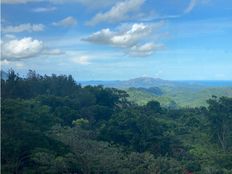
[1,37,43,60]
[2,23,45,33]
[1,37,65,60]
[129,43,163,56]
[83,22,163,56]
[32,6,57,12]
[87,0,145,25]
[83,23,152,47]
[53,16,77,27]
[83,28,114,45]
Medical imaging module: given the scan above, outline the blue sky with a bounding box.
[1,0,232,80]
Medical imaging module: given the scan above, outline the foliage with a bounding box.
[126,86,232,108]
[1,70,232,173]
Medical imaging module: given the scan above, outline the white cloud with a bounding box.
[83,23,152,47]
[129,43,163,56]
[112,23,150,46]
[53,16,77,27]
[1,37,66,60]
[83,22,163,57]
[2,23,45,33]
[32,6,57,12]
[87,0,145,25]
[1,37,43,60]
[71,55,91,65]
[82,28,115,45]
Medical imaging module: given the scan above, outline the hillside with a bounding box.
[81,77,187,88]
[81,77,232,108]
[126,86,232,107]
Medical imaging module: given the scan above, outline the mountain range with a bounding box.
[80,77,232,88]
[81,77,232,107]
[2,71,232,108]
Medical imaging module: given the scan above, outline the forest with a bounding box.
[1,70,232,174]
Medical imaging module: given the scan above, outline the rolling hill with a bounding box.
[81,77,232,108]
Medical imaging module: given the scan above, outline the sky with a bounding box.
[1,0,232,80]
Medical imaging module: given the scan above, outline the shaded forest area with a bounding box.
[1,70,232,174]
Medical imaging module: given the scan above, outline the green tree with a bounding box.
[207,96,232,151]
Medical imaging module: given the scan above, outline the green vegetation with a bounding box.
[1,70,232,174]
[126,87,175,107]
[126,86,232,107]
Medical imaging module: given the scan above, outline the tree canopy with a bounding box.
[1,70,232,174]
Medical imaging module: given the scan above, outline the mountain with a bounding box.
[126,86,232,107]
[134,87,163,96]
[80,77,232,108]
[81,77,190,88]
[120,77,171,88]
[80,77,232,89]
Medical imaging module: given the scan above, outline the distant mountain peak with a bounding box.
[81,77,171,88]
